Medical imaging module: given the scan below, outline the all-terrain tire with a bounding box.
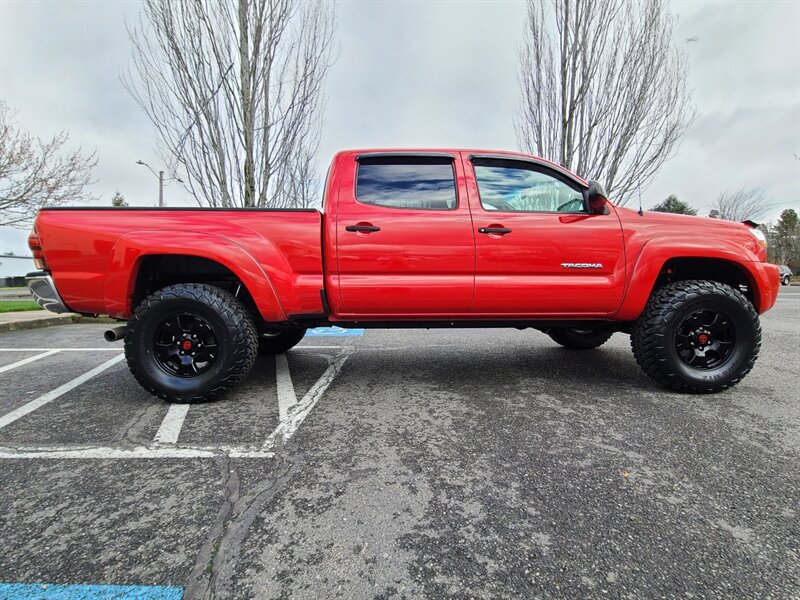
[548,327,613,349]
[258,328,307,355]
[125,283,258,402]
[631,280,760,393]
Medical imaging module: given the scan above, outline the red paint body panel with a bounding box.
[332,151,475,315]
[34,209,323,320]
[462,153,626,316]
[31,148,780,324]
[612,207,777,318]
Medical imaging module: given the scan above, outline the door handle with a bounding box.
[346,224,381,233]
[478,227,512,235]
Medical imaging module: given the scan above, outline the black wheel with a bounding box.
[547,327,613,349]
[258,328,307,355]
[125,283,258,402]
[782,275,790,286]
[631,280,760,393]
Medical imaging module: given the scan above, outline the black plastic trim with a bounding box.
[355,151,455,160]
[287,289,331,322]
[274,319,624,330]
[345,225,381,233]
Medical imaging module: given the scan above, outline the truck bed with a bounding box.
[33,207,325,320]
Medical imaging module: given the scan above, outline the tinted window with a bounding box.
[473,160,585,213]
[356,157,457,210]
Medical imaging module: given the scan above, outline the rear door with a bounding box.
[334,153,475,316]
[465,155,626,316]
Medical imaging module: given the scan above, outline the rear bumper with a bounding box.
[25,271,70,314]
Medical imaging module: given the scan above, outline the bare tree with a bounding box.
[0,103,97,227]
[516,0,695,206]
[710,187,775,222]
[124,0,336,209]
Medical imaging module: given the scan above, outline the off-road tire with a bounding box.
[631,280,760,393]
[258,328,307,355]
[125,283,258,402]
[548,327,613,349]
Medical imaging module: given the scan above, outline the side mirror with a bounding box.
[586,181,609,215]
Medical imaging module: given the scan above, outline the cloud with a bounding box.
[0,0,798,254]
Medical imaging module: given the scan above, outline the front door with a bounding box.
[335,153,475,316]
[466,155,626,316]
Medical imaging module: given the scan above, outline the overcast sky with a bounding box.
[1,0,798,254]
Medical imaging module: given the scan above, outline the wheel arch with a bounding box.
[103,231,287,322]
[616,239,765,320]
[655,257,756,303]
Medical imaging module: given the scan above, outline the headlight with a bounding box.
[748,226,767,250]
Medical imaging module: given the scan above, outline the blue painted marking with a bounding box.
[0,583,183,599]
[306,326,364,337]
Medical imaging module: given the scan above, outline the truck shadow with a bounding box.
[342,337,658,398]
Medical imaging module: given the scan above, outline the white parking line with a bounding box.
[152,404,191,445]
[295,345,345,350]
[0,348,122,352]
[0,445,275,459]
[0,349,61,374]
[275,354,298,421]
[0,345,352,459]
[0,346,340,352]
[0,353,125,431]
[263,347,352,449]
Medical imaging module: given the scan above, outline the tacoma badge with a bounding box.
[561,262,604,269]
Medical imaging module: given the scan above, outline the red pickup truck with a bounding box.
[26,149,780,401]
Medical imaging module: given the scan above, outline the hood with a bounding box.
[615,206,746,230]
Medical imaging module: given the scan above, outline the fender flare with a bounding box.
[103,230,287,321]
[615,237,761,321]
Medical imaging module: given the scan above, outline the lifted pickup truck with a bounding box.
[27,149,780,401]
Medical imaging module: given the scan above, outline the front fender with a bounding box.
[103,231,287,321]
[615,237,773,320]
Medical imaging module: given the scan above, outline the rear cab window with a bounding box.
[356,156,457,210]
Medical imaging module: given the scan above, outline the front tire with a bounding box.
[125,283,258,402]
[782,275,790,286]
[631,280,760,393]
[547,327,613,349]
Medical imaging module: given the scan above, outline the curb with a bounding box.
[0,314,120,334]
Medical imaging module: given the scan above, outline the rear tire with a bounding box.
[548,327,613,349]
[258,328,307,355]
[631,280,760,393]
[125,283,258,403]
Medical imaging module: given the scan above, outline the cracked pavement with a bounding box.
[0,287,798,598]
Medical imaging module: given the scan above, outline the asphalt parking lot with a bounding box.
[0,287,798,599]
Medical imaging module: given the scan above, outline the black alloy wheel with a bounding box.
[153,311,219,377]
[125,283,258,402]
[674,309,735,370]
[631,280,761,393]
